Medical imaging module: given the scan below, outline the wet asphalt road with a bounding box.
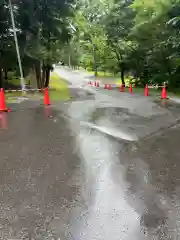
[1,68,180,239]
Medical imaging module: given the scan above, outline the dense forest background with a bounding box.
[1,0,180,89]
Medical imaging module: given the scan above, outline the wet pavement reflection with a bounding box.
[65,118,179,240]
[0,89,180,239]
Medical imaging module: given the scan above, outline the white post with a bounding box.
[8,0,26,91]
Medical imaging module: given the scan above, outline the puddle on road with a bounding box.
[80,121,139,141]
[69,88,95,101]
[81,107,153,142]
[62,98,180,142]
[90,106,150,125]
[154,99,180,111]
[82,105,180,142]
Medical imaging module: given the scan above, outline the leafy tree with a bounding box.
[73,0,112,75]
[103,0,135,84]
[0,1,15,87]
[130,0,180,87]
[0,0,75,88]
[2,0,180,90]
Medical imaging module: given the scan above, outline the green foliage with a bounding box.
[2,0,180,89]
[63,0,180,89]
[0,0,75,87]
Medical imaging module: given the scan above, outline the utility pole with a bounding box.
[8,0,26,91]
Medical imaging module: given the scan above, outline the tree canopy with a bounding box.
[65,0,180,88]
[0,0,75,88]
[1,0,180,89]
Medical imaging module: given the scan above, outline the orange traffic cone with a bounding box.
[108,84,112,90]
[144,84,149,96]
[0,88,8,112]
[129,84,133,93]
[120,84,124,92]
[44,88,50,105]
[161,85,167,99]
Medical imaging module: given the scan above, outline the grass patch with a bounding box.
[88,73,133,85]
[115,77,132,85]
[88,71,117,77]
[132,87,160,96]
[125,87,180,98]
[5,91,43,103]
[49,72,71,101]
[167,88,180,97]
[5,72,71,103]
[9,77,29,86]
[11,78,22,86]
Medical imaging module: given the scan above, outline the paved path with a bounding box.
[0,68,180,239]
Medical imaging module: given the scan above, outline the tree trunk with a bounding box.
[44,34,51,88]
[4,68,8,88]
[142,64,149,86]
[68,54,71,68]
[35,61,42,89]
[114,48,125,84]
[121,69,125,85]
[4,68,7,81]
[0,67,4,88]
[120,62,125,85]
[42,64,46,88]
[27,67,37,89]
[44,65,50,88]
